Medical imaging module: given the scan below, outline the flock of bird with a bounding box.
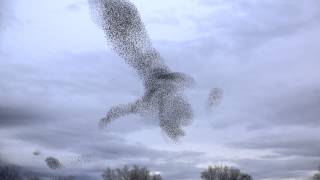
[89,0,223,141]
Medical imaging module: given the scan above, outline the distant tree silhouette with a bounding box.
[129,165,149,180]
[313,168,320,180]
[102,168,118,180]
[237,174,252,180]
[102,165,162,180]
[28,175,40,180]
[50,176,75,180]
[314,174,320,180]
[201,166,252,180]
[150,174,162,180]
[0,165,22,180]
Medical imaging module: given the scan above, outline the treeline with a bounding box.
[313,168,320,180]
[200,166,251,180]
[2,164,320,180]
[0,165,75,180]
[0,164,251,180]
[101,165,251,180]
[102,165,162,180]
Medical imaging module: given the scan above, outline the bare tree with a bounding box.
[0,165,22,180]
[313,173,320,180]
[237,174,252,180]
[28,175,40,180]
[116,165,130,180]
[130,165,149,180]
[102,165,163,180]
[150,174,162,180]
[102,168,118,180]
[50,176,75,180]
[201,166,252,180]
[313,168,320,180]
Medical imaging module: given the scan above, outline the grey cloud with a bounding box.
[229,132,320,158]
[14,124,204,160]
[225,128,320,179]
[0,51,155,134]
[194,0,320,52]
[11,123,206,179]
[146,15,180,26]
[235,157,320,180]
[0,103,49,127]
[0,0,19,36]
[0,52,132,97]
[66,1,87,12]
[240,86,320,130]
[0,0,8,31]
[267,87,320,127]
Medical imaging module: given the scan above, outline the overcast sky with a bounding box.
[1,0,320,179]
